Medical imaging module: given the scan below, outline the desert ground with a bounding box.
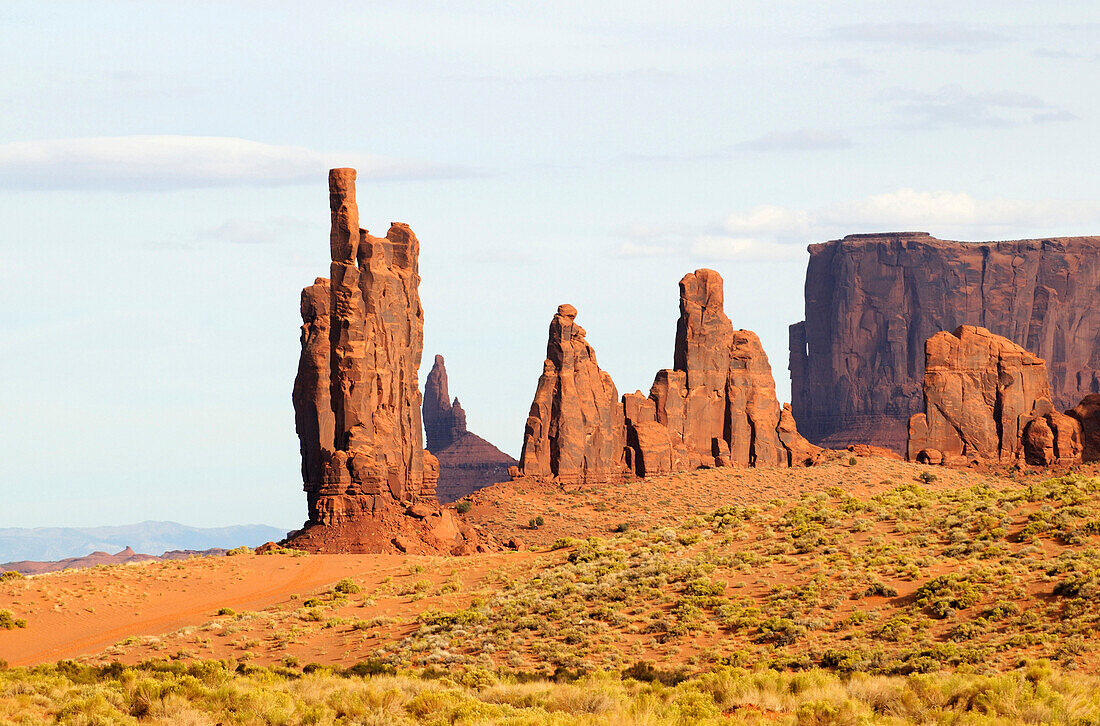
[4,454,1098,679]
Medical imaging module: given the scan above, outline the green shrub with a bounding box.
[0,610,26,629]
[216,607,235,616]
[333,578,361,594]
[0,571,24,581]
[915,574,984,618]
[226,546,253,556]
[456,500,473,514]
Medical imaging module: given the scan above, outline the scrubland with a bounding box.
[3,460,1100,723]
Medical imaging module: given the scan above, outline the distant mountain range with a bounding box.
[0,521,288,565]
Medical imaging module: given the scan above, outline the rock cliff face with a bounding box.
[906,325,1058,464]
[791,233,1100,452]
[518,305,627,486]
[627,269,820,473]
[288,169,491,554]
[422,355,518,502]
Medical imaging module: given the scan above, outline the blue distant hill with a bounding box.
[0,521,289,563]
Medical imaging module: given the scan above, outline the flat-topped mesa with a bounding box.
[518,304,627,487]
[626,269,820,476]
[288,168,492,554]
[906,325,1083,466]
[423,354,518,503]
[791,232,1100,452]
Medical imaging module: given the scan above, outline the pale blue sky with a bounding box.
[2,2,1098,529]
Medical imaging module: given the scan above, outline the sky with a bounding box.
[1,2,1098,531]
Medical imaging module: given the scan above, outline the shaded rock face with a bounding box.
[518,305,627,486]
[627,269,821,473]
[791,233,1100,452]
[289,169,492,555]
[906,325,1070,465]
[1068,394,1100,463]
[422,355,518,502]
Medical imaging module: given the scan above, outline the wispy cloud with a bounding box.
[826,22,1010,52]
[883,86,1075,128]
[819,57,872,77]
[735,129,853,152]
[0,136,471,191]
[616,189,1100,262]
[197,217,311,245]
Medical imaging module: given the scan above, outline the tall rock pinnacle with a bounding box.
[288,169,493,554]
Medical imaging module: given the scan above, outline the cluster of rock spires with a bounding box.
[791,232,1100,453]
[286,171,1100,556]
[905,325,1100,468]
[517,269,820,487]
[422,355,518,503]
[288,169,493,554]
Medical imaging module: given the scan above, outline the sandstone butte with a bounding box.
[288,169,493,555]
[517,270,819,487]
[906,324,1100,468]
[790,232,1100,453]
[422,354,518,503]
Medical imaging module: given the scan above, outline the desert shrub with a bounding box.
[0,610,26,629]
[915,574,984,618]
[757,616,805,645]
[344,659,396,677]
[456,500,473,514]
[419,608,485,629]
[858,581,898,598]
[225,545,253,556]
[0,571,24,581]
[216,607,235,616]
[622,660,688,685]
[918,471,938,484]
[1054,570,1100,600]
[612,522,630,533]
[334,577,361,594]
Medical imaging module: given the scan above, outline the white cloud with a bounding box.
[617,189,1100,263]
[722,205,812,239]
[735,129,853,152]
[819,190,1100,233]
[0,136,469,191]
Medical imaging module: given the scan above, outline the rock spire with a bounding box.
[288,169,491,554]
[423,354,518,502]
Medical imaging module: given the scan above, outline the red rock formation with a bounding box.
[906,325,1063,464]
[422,354,518,502]
[1068,394,1100,463]
[518,304,627,486]
[288,169,492,554]
[791,233,1100,452]
[628,270,820,473]
[1022,405,1082,467]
